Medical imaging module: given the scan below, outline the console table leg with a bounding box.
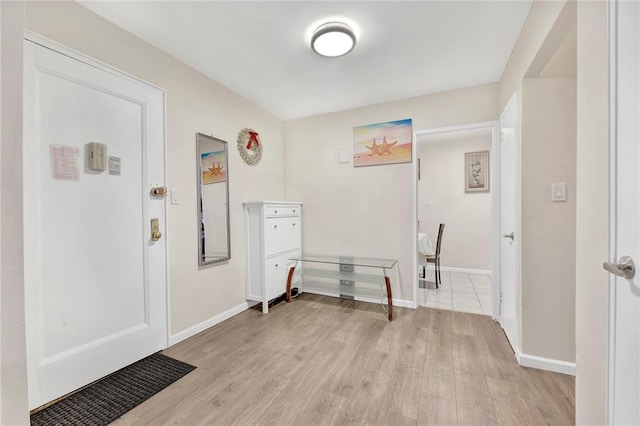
[286,266,296,303]
[385,276,393,321]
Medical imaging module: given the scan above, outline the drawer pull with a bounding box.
[274,225,278,229]
[274,210,278,214]
[274,264,279,268]
[293,210,296,213]
[292,223,296,227]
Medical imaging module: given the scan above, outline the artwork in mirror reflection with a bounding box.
[201,150,226,184]
[197,133,230,266]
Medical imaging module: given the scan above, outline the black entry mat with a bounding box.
[31,353,196,426]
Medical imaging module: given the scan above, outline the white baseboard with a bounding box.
[302,289,414,310]
[356,295,415,309]
[168,302,250,346]
[423,265,492,275]
[515,347,576,376]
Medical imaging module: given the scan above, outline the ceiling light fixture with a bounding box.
[311,21,356,58]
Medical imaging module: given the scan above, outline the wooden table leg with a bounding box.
[286,265,296,303]
[385,276,393,321]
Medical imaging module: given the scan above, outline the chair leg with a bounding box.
[436,259,440,289]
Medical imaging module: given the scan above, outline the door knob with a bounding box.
[503,232,514,241]
[603,256,635,279]
[151,186,167,198]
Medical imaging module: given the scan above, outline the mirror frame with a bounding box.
[196,133,231,266]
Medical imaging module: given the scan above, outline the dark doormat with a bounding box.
[30,352,196,426]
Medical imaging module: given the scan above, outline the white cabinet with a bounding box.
[244,201,302,313]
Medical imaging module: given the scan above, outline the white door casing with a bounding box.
[499,94,519,352]
[412,121,500,318]
[607,1,640,423]
[23,38,167,409]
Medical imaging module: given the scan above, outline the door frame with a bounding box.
[498,93,521,351]
[412,120,500,320]
[607,0,630,421]
[23,31,170,396]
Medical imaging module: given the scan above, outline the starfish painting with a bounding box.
[365,138,382,156]
[208,162,224,176]
[379,136,398,155]
[353,118,412,167]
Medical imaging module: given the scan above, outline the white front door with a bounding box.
[607,2,640,423]
[499,95,519,352]
[23,40,167,409]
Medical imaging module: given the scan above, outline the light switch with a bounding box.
[171,190,180,205]
[338,147,351,164]
[551,183,567,202]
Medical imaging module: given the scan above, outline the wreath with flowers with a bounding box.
[237,128,263,166]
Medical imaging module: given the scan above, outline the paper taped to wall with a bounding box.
[50,145,79,180]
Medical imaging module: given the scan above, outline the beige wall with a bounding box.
[418,130,492,270]
[521,77,576,363]
[499,1,569,107]
[499,0,567,362]
[285,84,498,303]
[575,1,609,423]
[25,2,286,337]
[499,0,579,366]
[1,1,29,423]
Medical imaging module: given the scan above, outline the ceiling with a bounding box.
[80,1,533,121]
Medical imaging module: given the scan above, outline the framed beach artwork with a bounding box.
[201,150,227,184]
[353,118,413,167]
[465,150,490,193]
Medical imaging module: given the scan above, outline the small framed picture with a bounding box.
[465,150,490,193]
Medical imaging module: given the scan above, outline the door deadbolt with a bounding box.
[151,218,162,241]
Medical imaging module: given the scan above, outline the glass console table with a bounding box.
[285,255,397,321]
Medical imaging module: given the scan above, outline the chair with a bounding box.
[425,223,445,288]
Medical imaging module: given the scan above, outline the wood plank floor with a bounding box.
[112,294,575,425]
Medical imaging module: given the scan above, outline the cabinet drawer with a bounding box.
[265,205,300,217]
[265,252,299,299]
[264,217,301,256]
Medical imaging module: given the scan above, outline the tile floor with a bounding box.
[418,269,493,315]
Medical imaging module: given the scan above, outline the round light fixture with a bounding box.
[311,22,356,57]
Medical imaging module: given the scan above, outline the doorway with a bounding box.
[23,37,168,409]
[412,122,500,319]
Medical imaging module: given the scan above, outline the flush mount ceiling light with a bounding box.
[311,21,356,57]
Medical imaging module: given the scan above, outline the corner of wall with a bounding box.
[1,1,30,423]
[575,1,609,424]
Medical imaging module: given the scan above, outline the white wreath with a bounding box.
[237,128,263,166]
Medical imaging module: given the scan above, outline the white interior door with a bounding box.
[23,40,167,409]
[499,95,519,352]
[607,2,640,423]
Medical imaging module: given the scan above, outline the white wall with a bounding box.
[0,1,29,424]
[575,1,609,423]
[285,84,499,304]
[521,76,576,363]
[417,129,492,270]
[25,2,286,338]
[499,0,579,368]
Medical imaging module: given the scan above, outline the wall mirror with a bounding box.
[197,133,230,266]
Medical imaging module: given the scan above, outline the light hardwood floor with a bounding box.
[113,294,575,425]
